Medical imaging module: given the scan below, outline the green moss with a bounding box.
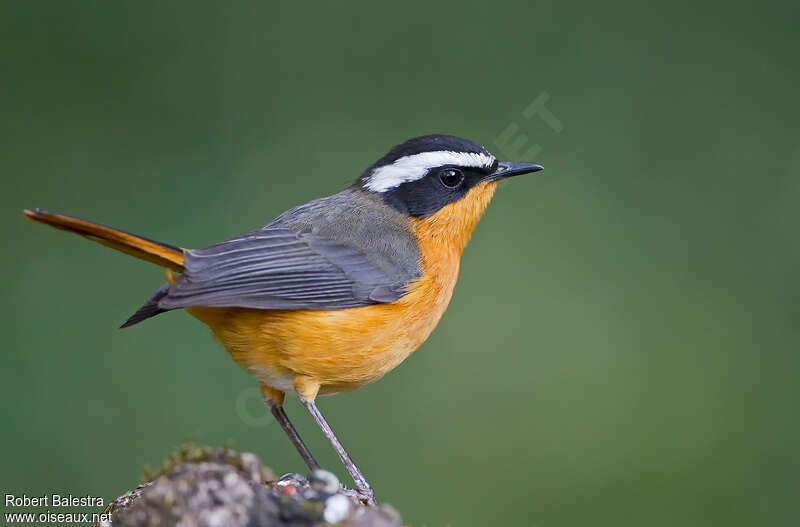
[145,442,274,481]
[142,442,214,482]
[299,500,325,515]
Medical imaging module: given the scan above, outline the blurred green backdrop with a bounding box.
[2,1,798,526]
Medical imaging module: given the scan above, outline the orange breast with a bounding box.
[188,181,498,395]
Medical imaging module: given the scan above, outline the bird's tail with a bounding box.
[23,208,184,327]
[23,208,185,271]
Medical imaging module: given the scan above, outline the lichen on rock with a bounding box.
[98,446,403,527]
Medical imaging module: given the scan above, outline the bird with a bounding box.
[23,134,543,504]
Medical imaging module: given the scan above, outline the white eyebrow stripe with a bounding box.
[364,151,496,192]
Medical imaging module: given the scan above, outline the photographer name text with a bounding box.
[5,493,104,508]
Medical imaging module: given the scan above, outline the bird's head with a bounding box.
[357,134,543,249]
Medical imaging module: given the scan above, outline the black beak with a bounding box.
[485,161,544,182]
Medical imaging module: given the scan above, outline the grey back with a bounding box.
[156,188,421,312]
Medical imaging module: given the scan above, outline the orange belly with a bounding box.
[186,181,498,396]
[187,270,455,395]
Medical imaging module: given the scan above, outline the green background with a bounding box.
[2,1,798,526]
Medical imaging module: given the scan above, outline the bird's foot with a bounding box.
[338,484,377,506]
[306,469,377,506]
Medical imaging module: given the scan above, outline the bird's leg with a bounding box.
[294,376,377,505]
[259,383,320,472]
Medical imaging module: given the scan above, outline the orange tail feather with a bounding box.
[23,208,184,272]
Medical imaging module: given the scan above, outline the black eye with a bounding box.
[439,168,464,188]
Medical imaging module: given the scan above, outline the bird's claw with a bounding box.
[338,484,377,506]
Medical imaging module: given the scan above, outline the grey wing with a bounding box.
[157,228,411,311]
